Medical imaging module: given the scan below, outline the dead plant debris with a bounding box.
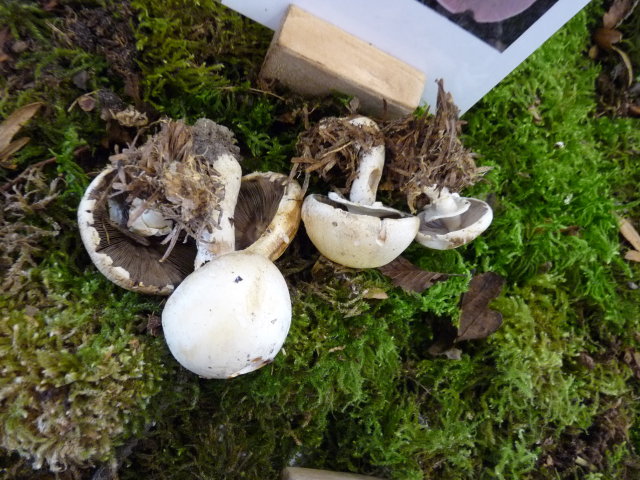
[101,119,239,260]
[380,80,489,213]
[0,102,43,169]
[456,272,505,342]
[378,256,453,293]
[592,0,640,116]
[293,115,384,196]
[427,272,505,358]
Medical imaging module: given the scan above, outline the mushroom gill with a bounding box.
[234,175,285,251]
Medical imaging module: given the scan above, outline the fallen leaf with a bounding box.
[456,272,505,342]
[0,102,43,152]
[619,217,640,251]
[0,137,30,168]
[603,0,639,28]
[625,250,640,262]
[362,287,389,300]
[378,256,452,293]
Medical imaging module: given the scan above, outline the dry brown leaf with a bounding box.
[0,102,43,152]
[0,137,30,168]
[362,287,389,300]
[625,250,640,262]
[378,256,452,293]
[603,0,639,28]
[456,272,505,342]
[619,217,640,251]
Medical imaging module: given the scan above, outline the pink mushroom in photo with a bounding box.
[436,0,538,23]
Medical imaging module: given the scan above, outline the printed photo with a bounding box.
[416,0,560,51]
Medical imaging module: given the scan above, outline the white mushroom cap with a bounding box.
[302,193,419,268]
[162,251,292,379]
[415,196,493,249]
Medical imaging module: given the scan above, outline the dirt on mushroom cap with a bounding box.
[380,80,488,213]
[293,115,384,196]
[100,119,239,259]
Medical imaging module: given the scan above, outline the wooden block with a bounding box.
[260,5,425,118]
[282,467,385,480]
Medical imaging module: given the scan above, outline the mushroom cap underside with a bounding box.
[302,193,419,268]
[234,172,303,260]
[415,197,493,250]
[162,251,292,379]
[78,168,196,295]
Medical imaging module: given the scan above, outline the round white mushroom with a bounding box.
[162,251,291,378]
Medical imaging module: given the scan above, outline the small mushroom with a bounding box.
[234,172,303,261]
[415,185,493,250]
[162,250,291,379]
[301,116,419,268]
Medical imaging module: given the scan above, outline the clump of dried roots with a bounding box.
[293,115,384,196]
[103,119,240,259]
[381,80,489,213]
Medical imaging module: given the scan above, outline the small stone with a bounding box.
[11,40,28,53]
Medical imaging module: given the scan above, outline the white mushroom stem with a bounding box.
[422,186,471,231]
[347,117,385,206]
[194,152,242,269]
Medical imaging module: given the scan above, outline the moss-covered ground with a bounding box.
[1,1,639,479]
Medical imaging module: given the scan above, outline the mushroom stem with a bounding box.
[194,152,242,269]
[348,117,385,206]
[423,185,470,231]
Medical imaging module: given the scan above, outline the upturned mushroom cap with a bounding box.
[415,196,493,250]
[234,172,303,261]
[78,168,196,295]
[302,193,419,268]
[161,251,292,379]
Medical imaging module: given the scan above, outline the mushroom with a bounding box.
[234,172,303,261]
[415,185,493,250]
[435,0,537,23]
[301,116,419,268]
[78,167,197,295]
[162,250,291,378]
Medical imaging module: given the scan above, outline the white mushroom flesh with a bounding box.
[127,198,173,237]
[347,116,385,206]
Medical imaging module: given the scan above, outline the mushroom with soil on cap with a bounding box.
[415,185,493,250]
[78,118,295,378]
[301,116,419,268]
[78,120,303,294]
[381,80,494,251]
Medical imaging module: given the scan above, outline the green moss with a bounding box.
[0,254,167,471]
